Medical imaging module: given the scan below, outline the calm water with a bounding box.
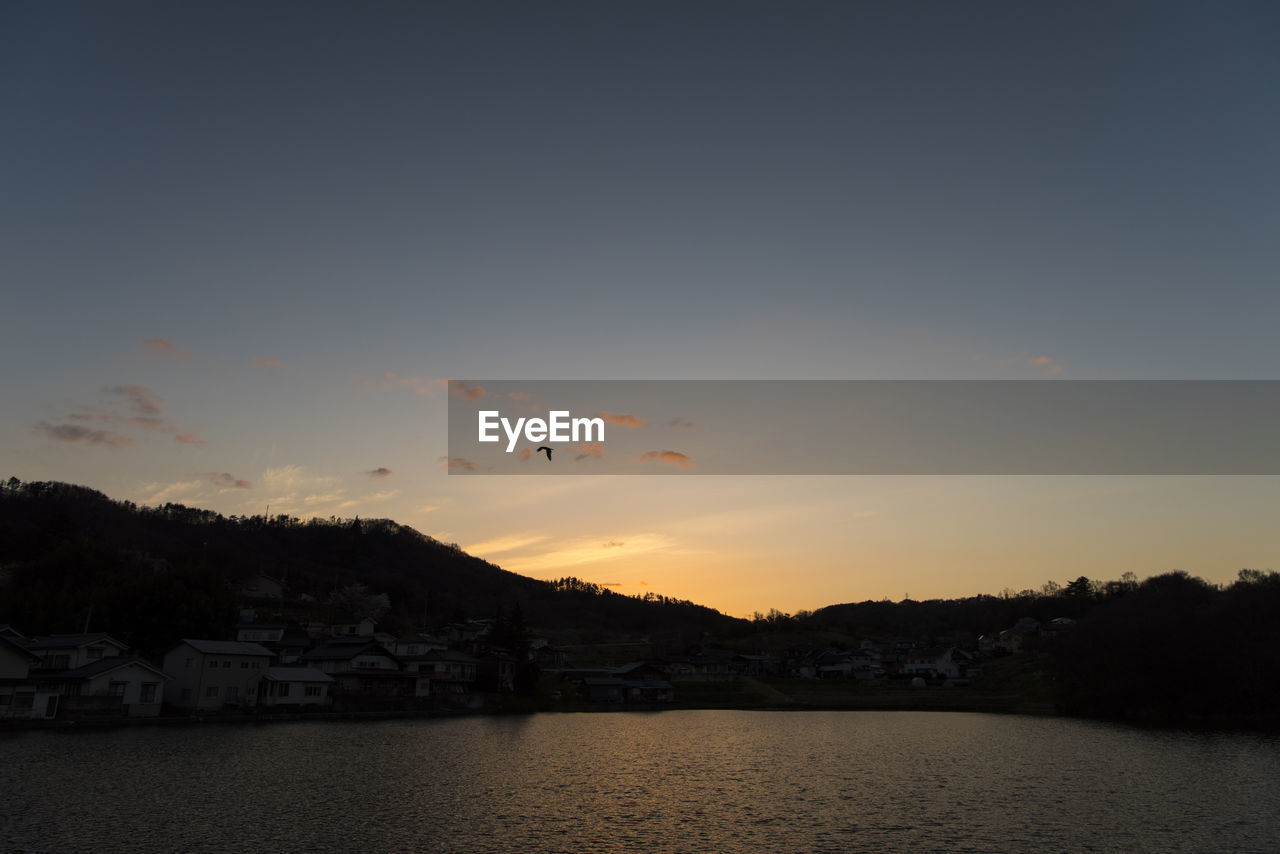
[3,711,1278,853]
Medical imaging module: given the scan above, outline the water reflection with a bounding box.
[3,712,1277,853]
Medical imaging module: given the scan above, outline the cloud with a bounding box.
[464,533,550,555]
[667,417,696,429]
[361,373,445,396]
[575,443,604,461]
[448,380,486,400]
[36,422,132,448]
[190,472,252,489]
[1030,355,1064,375]
[636,450,695,469]
[517,448,532,462]
[597,412,646,428]
[366,467,393,479]
[141,338,189,360]
[508,392,532,401]
[437,456,475,473]
[501,533,676,574]
[174,432,207,444]
[108,384,163,415]
[250,357,290,372]
[602,540,624,549]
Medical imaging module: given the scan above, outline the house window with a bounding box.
[241,661,250,669]
[225,686,239,702]
[181,688,191,701]
[87,647,103,660]
[140,683,158,703]
[304,686,322,697]
[278,683,291,697]
[223,661,232,668]
[185,658,193,669]
[0,694,11,706]
[208,659,218,668]
[206,686,219,697]
[14,694,33,711]
[49,654,70,669]
[108,682,126,697]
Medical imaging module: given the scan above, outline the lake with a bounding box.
[3,711,1277,853]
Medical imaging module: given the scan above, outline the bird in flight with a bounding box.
[537,446,553,460]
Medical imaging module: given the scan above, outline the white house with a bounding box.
[34,657,171,718]
[0,635,58,720]
[260,667,334,707]
[163,639,274,710]
[27,633,130,670]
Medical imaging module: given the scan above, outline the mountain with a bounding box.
[0,478,741,657]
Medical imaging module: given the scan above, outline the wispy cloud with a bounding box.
[501,533,676,574]
[1030,355,1064,375]
[437,456,475,473]
[366,467,393,479]
[250,357,291,373]
[448,380,486,400]
[575,443,604,461]
[464,533,550,555]
[190,472,252,489]
[108,384,162,415]
[602,540,624,548]
[597,412,646,428]
[667,417,696,429]
[174,432,207,444]
[141,338,189,360]
[36,422,132,448]
[636,450,695,469]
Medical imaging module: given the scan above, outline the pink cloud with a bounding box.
[1030,355,1064,375]
[174,432,207,444]
[448,381,486,400]
[36,422,132,448]
[517,448,532,462]
[251,357,288,371]
[636,450,695,469]
[575,443,604,461]
[141,338,189,360]
[597,412,646,428]
[107,384,163,415]
[508,392,531,401]
[437,455,476,473]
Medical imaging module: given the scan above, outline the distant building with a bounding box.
[260,667,334,707]
[163,639,273,710]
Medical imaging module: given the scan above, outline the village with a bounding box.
[0,571,1067,724]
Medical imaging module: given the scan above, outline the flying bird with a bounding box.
[537,446,553,460]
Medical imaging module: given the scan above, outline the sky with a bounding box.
[2,1,1278,617]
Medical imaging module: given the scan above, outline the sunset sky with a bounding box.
[3,2,1277,617]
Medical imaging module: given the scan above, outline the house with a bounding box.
[32,657,170,718]
[235,623,286,644]
[417,649,480,694]
[327,616,377,638]
[300,638,416,697]
[392,634,448,657]
[162,639,274,710]
[260,667,334,707]
[239,574,285,600]
[902,647,976,681]
[27,633,130,670]
[0,634,58,720]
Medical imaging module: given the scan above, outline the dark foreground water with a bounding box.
[3,710,1277,853]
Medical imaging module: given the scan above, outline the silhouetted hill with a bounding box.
[0,478,740,656]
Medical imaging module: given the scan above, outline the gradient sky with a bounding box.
[3,2,1277,616]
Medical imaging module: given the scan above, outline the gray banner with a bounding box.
[445,381,1280,474]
